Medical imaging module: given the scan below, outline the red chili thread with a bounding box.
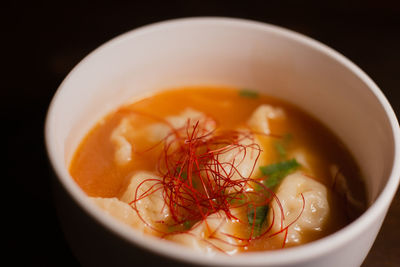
[122,109,306,252]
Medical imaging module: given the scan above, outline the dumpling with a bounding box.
[288,148,319,177]
[147,108,216,142]
[245,104,287,169]
[111,108,216,165]
[166,211,241,256]
[330,165,365,215]
[110,118,134,165]
[120,171,170,228]
[247,104,285,135]
[210,131,264,183]
[90,197,143,230]
[268,172,330,246]
[167,108,215,133]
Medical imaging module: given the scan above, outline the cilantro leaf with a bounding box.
[283,133,293,143]
[260,159,301,188]
[183,220,192,230]
[274,133,293,159]
[229,193,246,205]
[274,142,287,158]
[247,204,269,235]
[176,167,187,180]
[239,89,259,99]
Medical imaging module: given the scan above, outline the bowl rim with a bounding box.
[45,17,400,266]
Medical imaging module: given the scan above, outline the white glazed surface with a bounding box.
[45,18,400,267]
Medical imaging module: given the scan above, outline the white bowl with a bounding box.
[45,17,400,267]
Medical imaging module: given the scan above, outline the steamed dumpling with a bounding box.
[167,108,215,133]
[167,211,240,256]
[246,104,286,168]
[111,108,216,165]
[120,171,170,227]
[110,118,135,165]
[330,165,365,214]
[268,172,330,246]
[288,148,319,177]
[90,197,143,230]
[247,104,285,135]
[208,131,266,185]
[147,108,216,142]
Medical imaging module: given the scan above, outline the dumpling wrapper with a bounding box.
[206,104,286,190]
[167,211,241,256]
[247,104,285,135]
[209,130,265,184]
[90,197,145,231]
[111,108,216,165]
[268,172,330,246]
[288,148,320,177]
[110,118,134,165]
[147,108,216,142]
[120,171,170,227]
[245,104,287,169]
[330,164,365,214]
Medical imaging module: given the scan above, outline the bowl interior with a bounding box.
[46,18,398,266]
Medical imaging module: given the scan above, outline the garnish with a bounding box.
[183,220,193,230]
[176,167,188,180]
[239,89,259,99]
[282,133,293,142]
[128,115,263,233]
[125,109,299,250]
[274,142,287,158]
[228,193,246,205]
[260,159,301,188]
[247,204,269,236]
[273,133,293,159]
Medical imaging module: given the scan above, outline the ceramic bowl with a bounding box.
[45,17,400,267]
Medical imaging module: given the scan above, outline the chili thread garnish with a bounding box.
[122,109,305,252]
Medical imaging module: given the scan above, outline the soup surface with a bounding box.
[70,87,366,254]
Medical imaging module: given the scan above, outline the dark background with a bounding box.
[5,1,400,266]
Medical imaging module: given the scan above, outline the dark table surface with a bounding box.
[5,1,400,266]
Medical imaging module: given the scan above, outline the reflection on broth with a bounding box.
[69,87,366,254]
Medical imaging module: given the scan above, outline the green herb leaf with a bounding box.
[260,158,300,176]
[247,204,269,235]
[181,172,187,180]
[274,142,287,158]
[273,133,293,159]
[176,167,187,180]
[239,89,259,99]
[260,159,301,188]
[229,193,246,205]
[191,179,198,189]
[168,221,194,233]
[183,221,192,230]
[283,133,293,143]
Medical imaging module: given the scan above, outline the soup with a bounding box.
[69,87,366,255]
